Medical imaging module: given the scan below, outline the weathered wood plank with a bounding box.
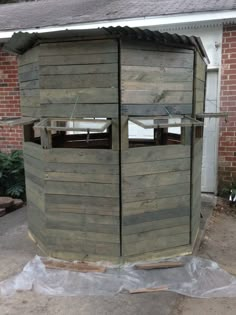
[123,216,190,235]
[24,142,44,160]
[20,89,39,97]
[195,51,206,81]
[40,74,118,89]
[123,195,190,215]
[20,80,39,90]
[122,65,193,83]
[122,158,191,176]
[123,170,190,189]
[123,225,189,243]
[40,40,118,56]
[45,148,118,164]
[45,172,119,184]
[123,232,189,256]
[19,46,39,66]
[46,213,120,234]
[19,68,39,82]
[40,64,118,75]
[123,206,190,225]
[45,194,119,216]
[122,90,192,105]
[25,171,44,187]
[45,228,120,244]
[121,49,194,68]
[40,103,118,118]
[24,154,44,171]
[25,178,45,211]
[39,53,118,66]
[122,81,192,91]
[40,88,118,104]
[196,89,205,104]
[45,162,119,175]
[123,182,190,202]
[121,104,192,116]
[21,106,41,117]
[19,62,39,74]
[20,95,40,107]
[45,181,119,198]
[122,145,191,163]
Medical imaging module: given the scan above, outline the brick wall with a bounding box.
[0,47,22,153]
[219,24,236,190]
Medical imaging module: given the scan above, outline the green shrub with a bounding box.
[0,150,25,199]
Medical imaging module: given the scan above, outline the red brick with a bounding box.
[0,48,22,153]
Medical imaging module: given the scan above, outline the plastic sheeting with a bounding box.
[1,255,236,298]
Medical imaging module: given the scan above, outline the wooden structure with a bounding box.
[3,27,208,262]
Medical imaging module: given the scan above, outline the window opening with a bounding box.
[34,118,112,149]
[129,115,203,147]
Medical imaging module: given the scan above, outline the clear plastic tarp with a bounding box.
[1,255,236,298]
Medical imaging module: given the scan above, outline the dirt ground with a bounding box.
[1,196,236,315]
[174,197,236,315]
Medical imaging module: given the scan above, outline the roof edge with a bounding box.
[0,9,236,41]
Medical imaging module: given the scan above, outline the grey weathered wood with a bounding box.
[123,216,190,235]
[123,182,190,203]
[20,80,39,90]
[122,145,190,163]
[21,106,41,117]
[195,51,206,81]
[40,64,118,75]
[45,172,119,184]
[40,128,52,149]
[39,53,118,66]
[121,49,194,68]
[122,158,191,176]
[46,213,120,234]
[45,228,120,244]
[122,65,193,83]
[19,62,39,74]
[45,181,119,198]
[123,206,190,225]
[111,118,119,150]
[122,81,192,91]
[20,95,40,107]
[122,90,192,105]
[40,103,118,118]
[123,225,189,243]
[45,194,119,216]
[20,89,39,97]
[123,194,190,215]
[45,148,118,164]
[45,161,119,175]
[123,170,190,189]
[123,232,189,256]
[24,142,44,160]
[121,104,192,116]
[40,74,118,89]
[19,70,39,82]
[19,46,39,66]
[40,88,118,104]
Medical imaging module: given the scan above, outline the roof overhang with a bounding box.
[0,9,236,41]
[3,26,209,63]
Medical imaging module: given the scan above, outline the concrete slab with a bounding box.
[0,207,179,315]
